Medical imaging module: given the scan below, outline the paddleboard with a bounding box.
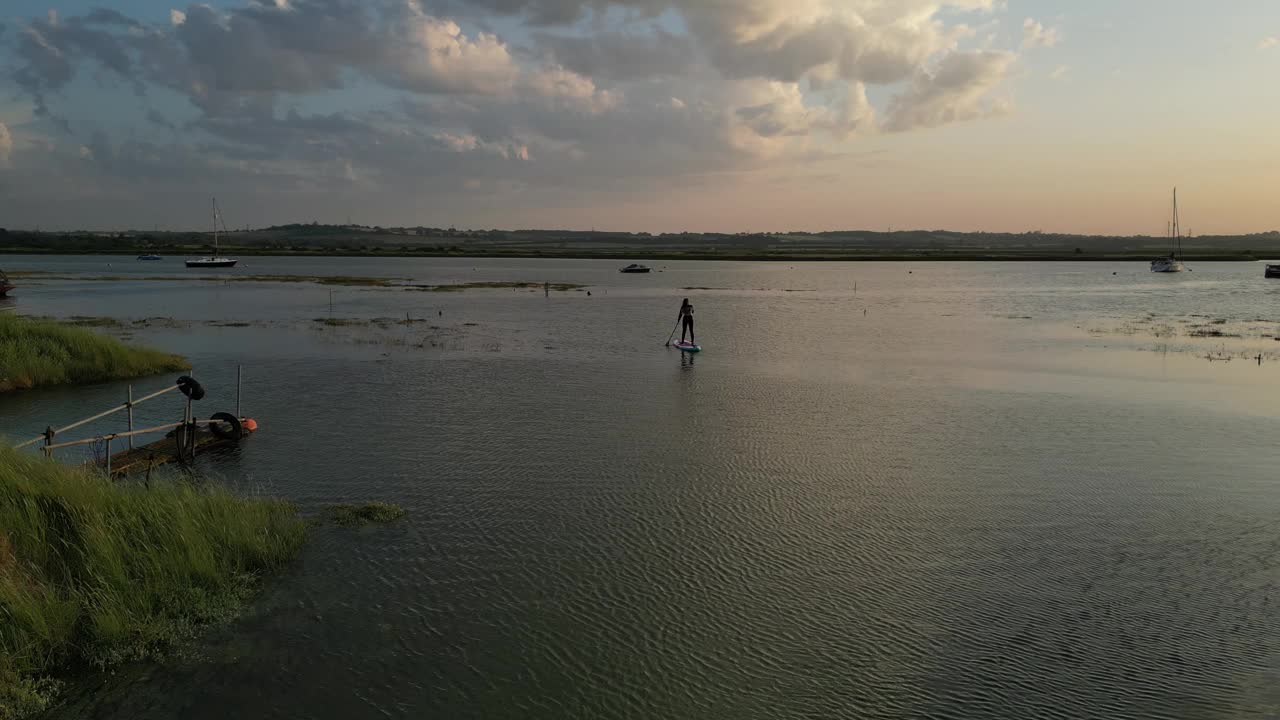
[674,342,701,353]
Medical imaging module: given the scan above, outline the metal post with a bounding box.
[127,385,135,450]
[185,397,193,462]
[105,436,112,477]
[237,364,243,418]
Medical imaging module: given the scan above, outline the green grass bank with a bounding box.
[0,315,190,393]
[0,446,307,719]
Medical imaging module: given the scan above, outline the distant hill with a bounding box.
[3,224,1279,261]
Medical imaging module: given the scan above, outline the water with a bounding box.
[2,257,1278,719]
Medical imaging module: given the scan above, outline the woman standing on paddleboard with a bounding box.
[678,298,695,344]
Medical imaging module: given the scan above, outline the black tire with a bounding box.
[208,412,242,440]
[176,375,206,400]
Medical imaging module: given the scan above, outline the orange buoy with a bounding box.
[243,418,259,432]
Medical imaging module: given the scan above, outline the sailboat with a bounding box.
[1150,188,1187,273]
[186,199,238,268]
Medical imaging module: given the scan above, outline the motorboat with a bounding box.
[137,254,163,261]
[619,263,652,274]
[1265,265,1280,279]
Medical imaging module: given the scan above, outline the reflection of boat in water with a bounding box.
[1265,264,1280,279]
[137,254,163,261]
[1151,188,1188,273]
[186,198,238,269]
[619,263,651,274]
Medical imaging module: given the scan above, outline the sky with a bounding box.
[0,0,1277,234]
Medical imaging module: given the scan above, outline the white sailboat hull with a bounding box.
[186,198,238,268]
[185,257,238,268]
[1152,188,1188,273]
[1150,257,1185,273]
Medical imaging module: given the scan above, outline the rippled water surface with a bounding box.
[2,257,1278,719]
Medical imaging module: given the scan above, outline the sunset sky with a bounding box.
[1,0,1277,234]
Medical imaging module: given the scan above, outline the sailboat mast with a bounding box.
[1173,188,1183,260]
[212,198,219,255]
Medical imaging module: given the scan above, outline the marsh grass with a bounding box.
[0,315,190,393]
[0,446,306,718]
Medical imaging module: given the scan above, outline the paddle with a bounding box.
[665,318,680,346]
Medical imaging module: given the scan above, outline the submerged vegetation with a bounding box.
[45,316,124,328]
[311,318,366,327]
[322,502,406,526]
[410,281,586,292]
[0,446,306,719]
[237,274,402,286]
[5,271,405,287]
[0,315,190,392]
[8,272,588,292]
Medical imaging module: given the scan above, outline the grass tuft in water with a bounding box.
[323,503,406,526]
[0,446,306,719]
[0,315,190,393]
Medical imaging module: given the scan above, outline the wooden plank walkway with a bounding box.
[105,423,256,477]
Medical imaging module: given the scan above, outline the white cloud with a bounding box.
[432,132,530,161]
[1,0,1023,224]
[1022,18,1060,48]
[1259,37,1279,51]
[680,0,1002,86]
[0,123,12,167]
[727,78,875,156]
[382,7,520,95]
[886,50,1015,131]
[521,65,621,115]
[433,132,481,153]
[533,29,695,82]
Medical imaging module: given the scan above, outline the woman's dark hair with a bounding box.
[681,298,690,306]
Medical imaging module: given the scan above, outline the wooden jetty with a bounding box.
[15,367,258,478]
[103,421,256,477]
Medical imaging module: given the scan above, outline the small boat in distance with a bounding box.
[1265,264,1280,279]
[137,254,163,261]
[186,198,238,268]
[620,263,652,274]
[1151,188,1187,273]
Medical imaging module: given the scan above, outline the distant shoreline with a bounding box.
[0,247,1264,262]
